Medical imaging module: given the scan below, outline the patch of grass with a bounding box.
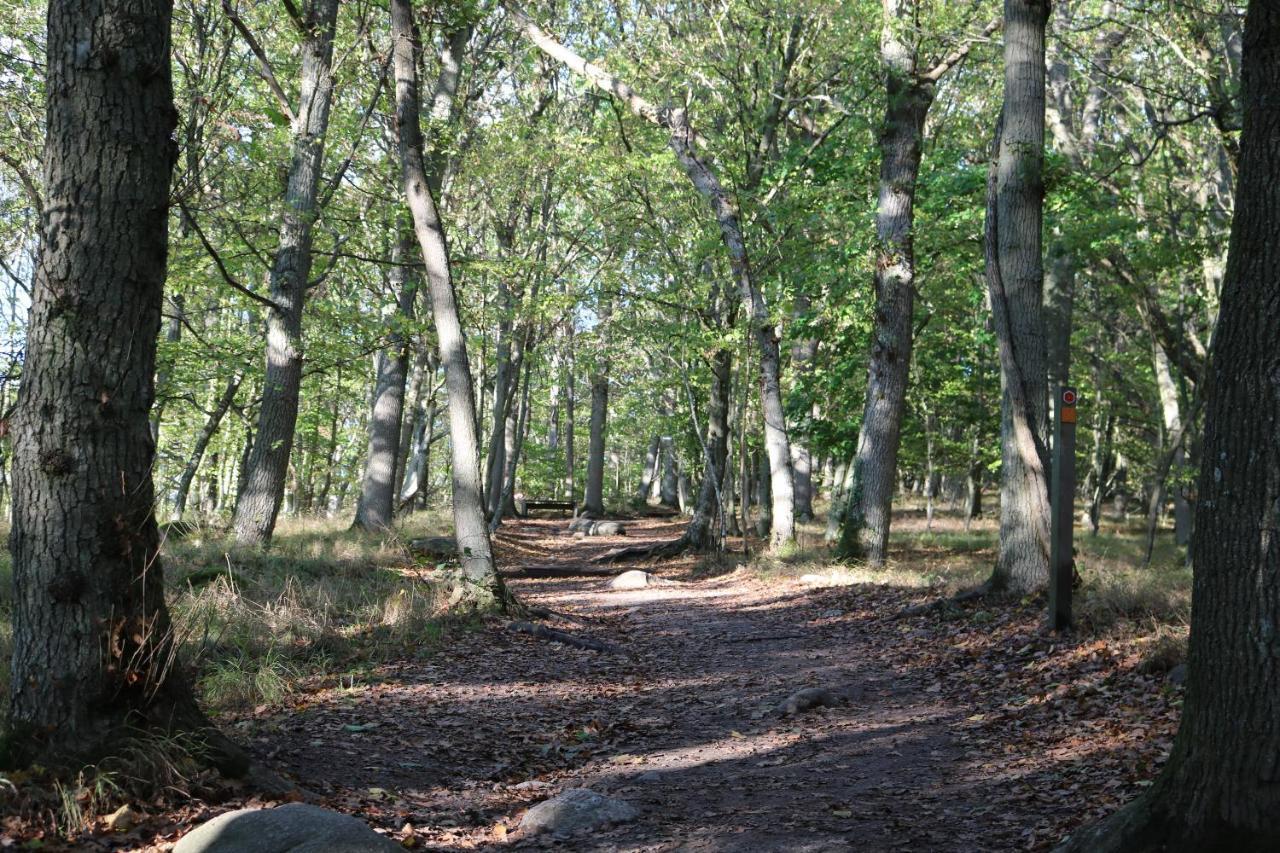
[0,511,462,729]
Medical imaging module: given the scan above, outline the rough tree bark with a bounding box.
[233,0,340,545]
[1057,5,1280,848]
[985,0,1052,593]
[840,1,997,565]
[390,0,508,609]
[4,0,243,773]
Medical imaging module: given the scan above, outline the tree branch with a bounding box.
[922,18,1002,83]
[222,0,297,123]
[177,198,285,312]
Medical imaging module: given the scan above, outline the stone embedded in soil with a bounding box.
[608,570,665,590]
[174,803,402,853]
[568,517,628,536]
[408,536,457,559]
[518,788,640,837]
[778,687,841,716]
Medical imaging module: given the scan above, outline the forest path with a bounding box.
[242,517,1059,851]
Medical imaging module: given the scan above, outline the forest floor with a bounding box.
[2,510,1188,851]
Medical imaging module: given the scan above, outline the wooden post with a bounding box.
[1049,386,1078,630]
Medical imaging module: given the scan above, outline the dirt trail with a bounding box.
[238,516,1165,851]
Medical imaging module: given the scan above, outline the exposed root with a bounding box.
[507,564,619,578]
[895,581,993,619]
[593,536,694,564]
[507,620,624,654]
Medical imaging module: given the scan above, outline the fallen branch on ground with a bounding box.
[895,582,992,619]
[507,620,624,654]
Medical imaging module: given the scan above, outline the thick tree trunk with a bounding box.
[839,0,933,565]
[1057,6,1280,848]
[174,372,244,519]
[390,0,507,608]
[353,232,415,532]
[985,0,1052,593]
[583,371,609,516]
[233,0,339,545]
[5,0,241,773]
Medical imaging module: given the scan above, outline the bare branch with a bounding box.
[922,18,1002,83]
[222,0,297,123]
[177,198,285,312]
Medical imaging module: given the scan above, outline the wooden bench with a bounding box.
[523,499,575,517]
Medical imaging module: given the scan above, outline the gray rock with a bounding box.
[608,570,664,591]
[778,687,841,716]
[408,536,457,559]
[1167,663,1188,685]
[568,517,627,536]
[174,804,401,853]
[519,788,639,837]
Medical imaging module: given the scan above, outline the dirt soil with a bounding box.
[66,516,1182,851]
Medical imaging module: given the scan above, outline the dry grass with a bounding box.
[749,501,1192,636]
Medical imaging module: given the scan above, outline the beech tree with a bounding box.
[389,0,507,608]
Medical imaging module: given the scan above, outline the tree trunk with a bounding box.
[174,372,244,519]
[1057,6,1280,847]
[1153,340,1193,545]
[839,0,934,565]
[233,0,339,545]
[965,431,983,530]
[390,0,507,609]
[659,435,679,507]
[790,294,817,521]
[685,348,733,548]
[985,0,1052,593]
[637,434,660,502]
[5,0,242,773]
[583,372,609,516]
[353,231,416,531]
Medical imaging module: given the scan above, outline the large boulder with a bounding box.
[519,788,639,837]
[608,570,665,591]
[174,803,401,853]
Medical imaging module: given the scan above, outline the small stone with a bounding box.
[518,789,639,837]
[174,803,402,853]
[105,804,138,832]
[778,687,841,716]
[818,609,843,619]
